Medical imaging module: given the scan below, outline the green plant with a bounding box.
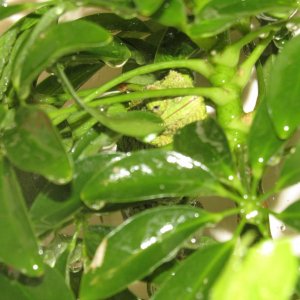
[1,0,300,299]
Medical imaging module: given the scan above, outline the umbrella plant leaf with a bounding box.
[0,158,43,276]
[3,106,73,184]
[80,206,218,299]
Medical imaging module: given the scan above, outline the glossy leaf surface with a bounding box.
[267,35,300,139]
[133,0,164,15]
[22,265,75,300]
[80,206,217,299]
[212,239,298,300]
[0,274,29,300]
[174,119,235,181]
[36,63,103,96]
[3,107,73,184]
[81,150,222,208]
[277,201,300,231]
[248,100,283,179]
[152,242,232,300]
[276,143,300,190]
[0,158,43,276]
[154,0,186,29]
[13,20,111,99]
[0,3,39,21]
[30,153,123,234]
[154,28,197,63]
[96,110,164,139]
[191,0,297,37]
[0,266,74,300]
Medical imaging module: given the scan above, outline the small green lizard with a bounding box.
[145,70,207,146]
[122,70,207,150]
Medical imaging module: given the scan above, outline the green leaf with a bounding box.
[3,107,73,184]
[199,0,297,19]
[81,149,222,208]
[83,225,111,259]
[248,100,283,179]
[13,20,112,100]
[0,27,18,78]
[0,274,29,300]
[174,119,236,182]
[36,63,103,96]
[0,158,43,276]
[190,0,298,37]
[30,183,77,235]
[267,35,300,139]
[277,201,300,231]
[30,153,123,234]
[22,265,75,300]
[96,110,164,139]
[88,37,131,66]
[154,0,187,29]
[152,242,232,300]
[0,30,28,101]
[154,28,198,63]
[0,3,40,21]
[187,17,234,38]
[80,206,217,300]
[85,13,150,33]
[276,143,300,190]
[133,0,164,16]
[0,265,75,300]
[212,239,298,300]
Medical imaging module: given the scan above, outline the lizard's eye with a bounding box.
[152,105,160,111]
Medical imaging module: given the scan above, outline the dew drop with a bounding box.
[32,264,39,271]
[228,175,234,181]
[259,32,268,39]
[280,224,286,232]
[159,184,165,190]
[283,125,290,132]
[258,157,264,163]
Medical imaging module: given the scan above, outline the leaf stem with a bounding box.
[50,86,227,122]
[82,59,214,103]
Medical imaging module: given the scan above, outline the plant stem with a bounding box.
[50,86,227,121]
[234,35,273,88]
[82,59,214,103]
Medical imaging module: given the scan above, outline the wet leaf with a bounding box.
[83,225,112,259]
[0,3,40,21]
[133,0,164,16]
[276,143,300,190]
[22,265,75,300]
[0,274,29,300]
[190,0,298,37]
[85,13,150,33]
[80,206,218,300]
[36,63,103,96]
[95,110,164,139]
[248,100,283,179]
[0,158,43,276]
[154,28,198,63]
[154,0,187,29]
[3,106,73,184]
[267,35,300,139]
[0,265,75,300]
[87,36,131,66]
[30,153,123,234]
[13,20,112,100]
[174,119,235,182]
[0,26,18,77]
[212,239,298,300]
[81,149,223,208]
[152,242,232,300]
[277,201,300,231]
